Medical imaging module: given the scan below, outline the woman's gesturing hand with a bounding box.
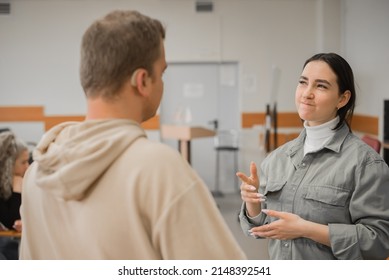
[236,162,265,217]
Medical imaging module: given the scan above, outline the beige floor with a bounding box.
[214,192,270,260]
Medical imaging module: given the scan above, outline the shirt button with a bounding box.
[301,162,306,167]
[284,243,289,247]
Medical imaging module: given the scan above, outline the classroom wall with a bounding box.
[1,0,388,117]
[0,0,334,116]
[342,0,389,139]
[0,0,333,141]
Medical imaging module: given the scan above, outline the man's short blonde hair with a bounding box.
[80,10,165,99]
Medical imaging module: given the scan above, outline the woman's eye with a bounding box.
[317,84,327,89]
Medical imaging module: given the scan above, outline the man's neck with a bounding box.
[85,95,142,123]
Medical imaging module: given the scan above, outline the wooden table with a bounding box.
[0,230,21,238]
[161,125,215,164]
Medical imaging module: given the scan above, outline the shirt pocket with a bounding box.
[303,185,350,207]
[263,181,287,212]
[302,185,351,223]
[264,180,287,195]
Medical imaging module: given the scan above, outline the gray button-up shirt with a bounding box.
[240,124,389,259]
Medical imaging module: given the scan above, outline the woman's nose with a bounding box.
[302,87,314,99]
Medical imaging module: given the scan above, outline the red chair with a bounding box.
[361,135,381,153]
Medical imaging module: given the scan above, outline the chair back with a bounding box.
[361,135,381,153]
[214,130,239,150]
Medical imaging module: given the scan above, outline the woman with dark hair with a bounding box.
[0,132,29,259]
[238,53,389,259]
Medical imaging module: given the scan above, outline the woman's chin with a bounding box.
[297,112,310,121]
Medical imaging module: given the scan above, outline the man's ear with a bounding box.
[130,69,151,96]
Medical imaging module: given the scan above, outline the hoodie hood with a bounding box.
[32,119,146,201]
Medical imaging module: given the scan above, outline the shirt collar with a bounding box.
[286,122,350,157]
[323,123,350,153]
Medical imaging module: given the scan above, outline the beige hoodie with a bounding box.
[19,119,246,259]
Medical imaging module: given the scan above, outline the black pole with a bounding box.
[273,102,277,150]
[265,104,271,153]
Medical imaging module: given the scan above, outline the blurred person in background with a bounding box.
[0,132,29,259]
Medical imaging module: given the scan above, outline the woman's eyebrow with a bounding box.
[315,79,331,86]
[300,76,331,86]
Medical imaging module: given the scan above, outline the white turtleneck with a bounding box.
[303,116,339,155]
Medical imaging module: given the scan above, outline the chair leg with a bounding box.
[234,151,239,192]
[212,150,223,197]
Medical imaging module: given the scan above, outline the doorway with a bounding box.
[160,62,240,192]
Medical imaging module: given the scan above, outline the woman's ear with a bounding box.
[337,90,351,109]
